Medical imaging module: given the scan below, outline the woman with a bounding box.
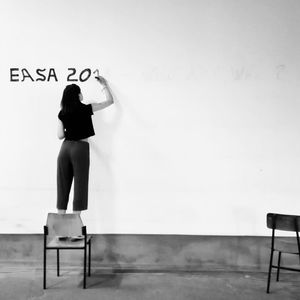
[56,75,114,215]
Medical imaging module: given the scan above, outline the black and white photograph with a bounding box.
[0,0,300,299]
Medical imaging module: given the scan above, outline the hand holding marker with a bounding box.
[93,69,108,90]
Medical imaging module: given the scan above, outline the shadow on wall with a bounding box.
[89,83,123,232]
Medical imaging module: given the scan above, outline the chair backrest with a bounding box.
[46,213,83,237]
[267,213,300,232]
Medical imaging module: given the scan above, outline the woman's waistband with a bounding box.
[64,138,89,144]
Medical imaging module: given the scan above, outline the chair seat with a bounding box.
[274,240,299,254]
[47,236,92,248]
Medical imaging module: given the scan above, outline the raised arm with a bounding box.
[92,75,114,112]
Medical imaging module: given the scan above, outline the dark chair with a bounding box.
[266,213,300,293]
[43,213,92,289]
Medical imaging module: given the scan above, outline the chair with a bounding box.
[266,213,300,293]
[43,213,92,289]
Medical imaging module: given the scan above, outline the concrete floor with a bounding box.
[1,264,300,300]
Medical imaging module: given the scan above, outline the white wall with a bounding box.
[0,0,300,234]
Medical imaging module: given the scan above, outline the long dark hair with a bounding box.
[60,84,81,114]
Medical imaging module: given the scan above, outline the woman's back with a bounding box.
[58,103,95,141]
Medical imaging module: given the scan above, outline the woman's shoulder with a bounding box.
[79,103,93,115]
[58,103,92,118]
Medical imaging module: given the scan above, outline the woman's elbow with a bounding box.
[57,132,65,140]
[109,97,114,106]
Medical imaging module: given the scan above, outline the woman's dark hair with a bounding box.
[60,84,81,114]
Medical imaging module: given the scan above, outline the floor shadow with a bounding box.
[84,271,123,289]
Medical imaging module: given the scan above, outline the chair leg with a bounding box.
[83,246,87,289]
[57,249,60,277]
[43,247,47,289]
[276,252,281,282]
[267,249,274,293]
[88,240,91,277]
